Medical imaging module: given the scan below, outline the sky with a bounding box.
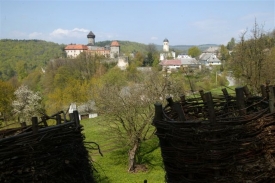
[0,0,274,46]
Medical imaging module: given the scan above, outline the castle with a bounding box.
[65,31,120,58]
[159,38,176,61]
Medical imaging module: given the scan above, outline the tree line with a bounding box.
[0,39,66,81]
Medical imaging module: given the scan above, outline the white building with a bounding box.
[64,44,88,58]
[199,53,221,66]
[160,57,200,71]
[163,38,169,52]
[159,38,176,61]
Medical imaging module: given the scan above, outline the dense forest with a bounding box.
[96,40,149,54]
[0,39,66,81]
[96,40,218,54]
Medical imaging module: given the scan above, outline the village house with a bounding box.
[199,53,221,66]
[159,39,200,71]
[69,101,97,120]
[198,46,221,66]
[159,40,223,71]
[160,56,200,71]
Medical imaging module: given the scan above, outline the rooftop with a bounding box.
[87,31,95,38]
[111,40,120,47]
[160,59,181,66]
[65,44,88,50]
[163,38,169,42]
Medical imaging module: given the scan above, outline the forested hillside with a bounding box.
[0,39,65,81]
[96,40,219,55]
[155,44,219,53]
[0,39,220,82]
[96,40,149,54]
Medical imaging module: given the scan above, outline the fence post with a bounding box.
[173,102,186,121]
[32,117,38,134]
[222,88,229,97]
[200,90,206,103]
[166,96,186,121]
[154,102,163,121]
[69,103,77,122]
[204,92,216,123]
[261,84,267,98]
[20,122,26,127]
[56,114,62,125]
[235,87,246,115]
[269,86,274,113]
[166,96,174,106]
[180,94,186,104]
[204,91,219,177]
[73,110,80,127]
[42,116,48,127]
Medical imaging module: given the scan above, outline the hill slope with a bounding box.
[96,40,148,54]
[97,41,219,54]
[0,39,219,81]
[0,39,65,80]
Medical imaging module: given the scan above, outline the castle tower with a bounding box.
[87,31,95,46]
[163,38,169,52]
[110,40,120,58]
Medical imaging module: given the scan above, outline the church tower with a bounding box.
[163,38,169,52]
[87,31,95,46]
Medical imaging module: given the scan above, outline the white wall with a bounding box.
[66,50,84,58]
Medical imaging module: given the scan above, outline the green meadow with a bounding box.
[81,117,166,183]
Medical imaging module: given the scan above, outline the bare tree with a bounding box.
[229,21,274,93]
[95,69,184,172]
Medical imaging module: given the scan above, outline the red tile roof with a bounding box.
[65,44,88,50]
[160,59,181,66]
[111,41,120,47]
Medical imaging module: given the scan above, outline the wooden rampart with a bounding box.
[153,86,275,183]
[0,110,99,183]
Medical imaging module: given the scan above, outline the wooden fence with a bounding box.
[0,110,100,183]
[153,85,275,183]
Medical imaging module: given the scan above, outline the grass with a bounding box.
[80,117,166,183]
[210,85,236,95]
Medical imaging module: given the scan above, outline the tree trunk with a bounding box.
[128,140,140,172]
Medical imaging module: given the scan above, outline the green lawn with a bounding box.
[79,86,237,183]
[81,117,166,183]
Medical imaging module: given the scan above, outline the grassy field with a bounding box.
[81,117,166,183]
[79,86,238,182]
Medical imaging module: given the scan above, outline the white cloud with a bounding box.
[71,28,89,33]
[150,36,158,40]
[49,28,89,39]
